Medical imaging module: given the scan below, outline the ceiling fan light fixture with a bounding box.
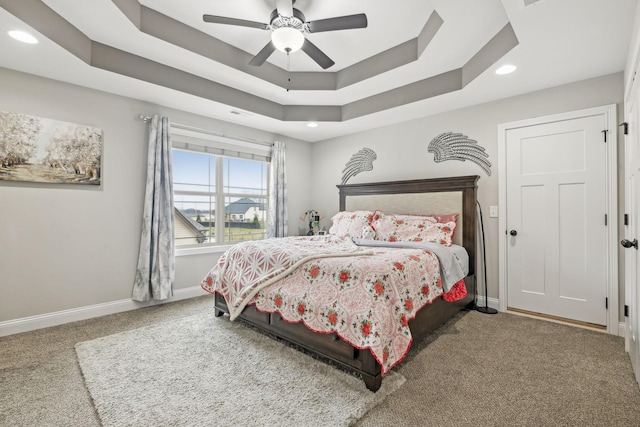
[271,27,304,53]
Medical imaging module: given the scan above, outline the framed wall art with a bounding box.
[0,111,103,185]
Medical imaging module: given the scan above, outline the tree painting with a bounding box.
[0,111,102,185]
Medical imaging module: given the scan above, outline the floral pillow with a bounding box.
[393,213,459,227]
[328,210,376,238]
[372,212,457,246]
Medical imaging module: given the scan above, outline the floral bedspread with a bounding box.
[200,235,370,320]
[201,236,467,375]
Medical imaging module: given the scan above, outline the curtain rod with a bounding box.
[138,114,273,148]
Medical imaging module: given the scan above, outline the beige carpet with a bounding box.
[75,313,405,427]
[2,295,640,426]
[358,310,640,426]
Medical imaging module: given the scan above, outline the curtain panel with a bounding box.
[132,115,175,301]
[267,141,288,238]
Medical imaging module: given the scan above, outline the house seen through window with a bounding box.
[172,147,269,247]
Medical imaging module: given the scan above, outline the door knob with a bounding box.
[510,230,517,236]
[621,239,638,249]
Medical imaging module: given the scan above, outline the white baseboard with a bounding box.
[0,286,207,337]
[474,296,500,311]
[3,290,627,339]
[473,297,626,337]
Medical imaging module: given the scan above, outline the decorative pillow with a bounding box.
[372,212,457,246]
[370,212,397,240]
[328,210,375,238]
[391,213,459,240]
[432,213,459,224]
[361,225,376,240]
[398,221,457,246]
[393,213,459,226]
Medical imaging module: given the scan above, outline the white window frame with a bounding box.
[171,125,271,256]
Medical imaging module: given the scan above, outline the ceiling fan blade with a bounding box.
[249,41,277,66]
[203,15,269,30]
[306,14,368,33]
[276,0,293,17]
[301,39,335,69]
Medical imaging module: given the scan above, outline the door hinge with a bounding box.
[602,129,608,142]
[625,213,629,226]
[605,214,608,226]
[625,304,630,317]
[605,297,608,309]
[620,122,629,135]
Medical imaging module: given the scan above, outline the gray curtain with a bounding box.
[267,141,288,238]
[132,115,175,301]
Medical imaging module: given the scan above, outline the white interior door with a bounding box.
[624,84,640,383]
[504,111,610,326]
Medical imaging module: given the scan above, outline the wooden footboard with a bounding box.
[213,292,383,390]
[214,274,475,392]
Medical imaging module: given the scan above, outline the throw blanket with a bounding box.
[352,239,468,292]
[201,235,371,320]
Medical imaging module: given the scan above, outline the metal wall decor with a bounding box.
[427,132,491,176]
[341,147,377,185]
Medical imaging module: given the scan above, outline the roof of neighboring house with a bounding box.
[224,198,266,215]
[174,208,208,243]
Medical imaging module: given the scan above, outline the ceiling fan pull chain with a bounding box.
[286,49,291,92]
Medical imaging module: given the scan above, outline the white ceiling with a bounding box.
[0,0,636,142]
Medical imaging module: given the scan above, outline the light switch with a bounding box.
[489,206,498,218]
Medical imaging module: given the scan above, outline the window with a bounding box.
[171,128,270,248]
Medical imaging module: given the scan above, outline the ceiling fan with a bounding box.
[203,0,368,69]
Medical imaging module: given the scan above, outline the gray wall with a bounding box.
[310,72,625,319]
[0,67,312,323]
[0,67,626,326]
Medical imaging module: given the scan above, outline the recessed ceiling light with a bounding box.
[230,109,252,117]
[307,122,318,128]
[496,64,517,75]
[8,30,38,44]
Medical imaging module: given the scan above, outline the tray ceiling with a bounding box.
[0,0,635,142]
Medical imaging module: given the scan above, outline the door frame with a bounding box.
[498,105,619,334]
[624,74,640,382]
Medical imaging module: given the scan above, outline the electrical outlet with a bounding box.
[489,206,498,218]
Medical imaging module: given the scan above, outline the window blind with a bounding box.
[170,126,271,163]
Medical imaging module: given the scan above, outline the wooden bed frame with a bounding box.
[213,175,479,391]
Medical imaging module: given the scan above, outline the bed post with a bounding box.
[360,350,382,392]
[461,176,479,276]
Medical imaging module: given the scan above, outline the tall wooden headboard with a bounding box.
[337,175,479,276]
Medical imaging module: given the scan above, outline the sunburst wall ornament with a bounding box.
[341,147,377,185]
[427,132,491,176]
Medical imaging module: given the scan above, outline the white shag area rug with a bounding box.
[75,313,405,427]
